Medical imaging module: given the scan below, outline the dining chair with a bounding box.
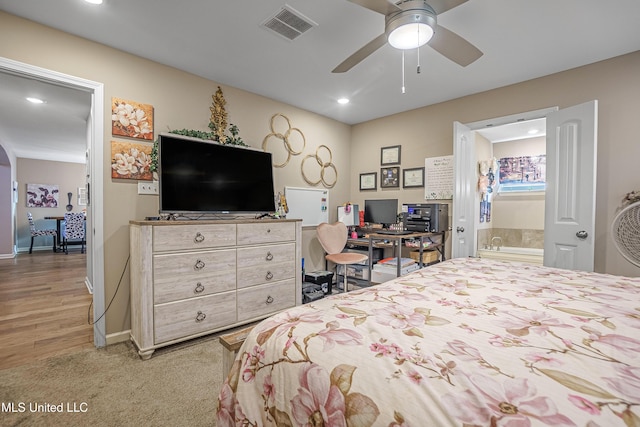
[316,221,368,293]
[27,212,57,254]
[62,212,86,254]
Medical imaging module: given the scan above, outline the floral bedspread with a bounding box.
[217,258,640,426]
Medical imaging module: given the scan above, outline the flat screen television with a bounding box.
[158,133,276,214]
[364,199,398,227]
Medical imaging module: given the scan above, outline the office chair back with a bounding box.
[317,222,348,255]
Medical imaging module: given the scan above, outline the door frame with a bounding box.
[0,56,106,347]
[453,107,558,259]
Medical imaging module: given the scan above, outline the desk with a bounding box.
[347,231,445,285]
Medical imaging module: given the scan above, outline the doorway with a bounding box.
[452,102,598,271]
[474,118,547,257]
[0,56,106,347]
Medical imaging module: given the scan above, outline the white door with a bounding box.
[452,121,477,258]
[544,100,598,271]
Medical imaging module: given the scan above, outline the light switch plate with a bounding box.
[138,182,158,195]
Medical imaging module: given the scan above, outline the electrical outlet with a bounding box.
[138,182,158,195]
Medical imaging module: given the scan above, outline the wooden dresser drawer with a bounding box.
[237,262,295,289]
[153,249,236,304]
[154,291,236,344]
[237,222,295,245]
[153,224,236,252]
[237,279,296,322]
[237,243,295,267]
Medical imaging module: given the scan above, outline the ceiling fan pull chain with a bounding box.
[417,25,421,74]
[401,50,406,94]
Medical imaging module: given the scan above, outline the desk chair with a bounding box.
[27,212,57,254]
[62,212,85,254]
[316,222,368,292]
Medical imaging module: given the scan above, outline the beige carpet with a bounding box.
[0,335,225,426]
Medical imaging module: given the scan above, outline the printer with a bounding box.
[402,203,449,233]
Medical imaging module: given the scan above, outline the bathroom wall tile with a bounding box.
[522,229,544,249]
[503,228,522,247]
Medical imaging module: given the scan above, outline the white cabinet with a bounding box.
[129,219,302,359]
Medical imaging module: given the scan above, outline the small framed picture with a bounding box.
[381,145,401,165]
[78,187,88,206]
[380,166,400,188]
[403,167,425,188]
[359,172,377,191]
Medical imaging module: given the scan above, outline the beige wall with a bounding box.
[0,12,351,336]
[351,51,640,277]
[15,158,86,250]
[491,136,545,230]
[1,11,639,340]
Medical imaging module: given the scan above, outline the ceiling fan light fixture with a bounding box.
[386,4,436,50]
[388,21,433,49]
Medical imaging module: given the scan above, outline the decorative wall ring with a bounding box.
[301,144,337,188]
[262,113,306,168]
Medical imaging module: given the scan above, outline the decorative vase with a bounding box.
[66,192,73,211]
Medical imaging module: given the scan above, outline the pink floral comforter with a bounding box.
[217,258,640,426]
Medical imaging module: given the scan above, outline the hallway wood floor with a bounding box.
[0,250,93,370]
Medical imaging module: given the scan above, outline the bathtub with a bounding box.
[476,246,544,265]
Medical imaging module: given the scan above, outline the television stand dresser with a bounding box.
[129,218,302,359]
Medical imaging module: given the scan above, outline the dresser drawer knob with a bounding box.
[267,228,271,233]
[195,311,206,322]
[194,232,205,243]
[265,271,273,280]
[194,282,205,293]
[265,251,274,261]
[266,295,274,304]
[194,259,206,270]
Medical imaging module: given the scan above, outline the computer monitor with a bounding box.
[364,199,398,227]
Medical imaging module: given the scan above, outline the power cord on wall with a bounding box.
[88,254,130,325]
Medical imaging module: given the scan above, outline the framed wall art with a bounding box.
[110,140,154,181]
[380,145,401,165]
[26,183,59,208]
[111,98,154,140]
[359,172,377,191]
[78,187,88,206]
[380,166,399,188]
[403,167,424,188]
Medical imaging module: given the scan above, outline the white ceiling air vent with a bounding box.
[262,5,318,41]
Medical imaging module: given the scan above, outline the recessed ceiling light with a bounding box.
[26,97,45,104]
[337,98,349,105]
[528,129,539,135]
[85,0,103,4]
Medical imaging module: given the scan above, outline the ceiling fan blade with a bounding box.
[429,24,483,66]
[332,33,388,73]
[347,0,401,16]
[427,0,468,15]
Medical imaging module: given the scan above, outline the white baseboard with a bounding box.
[85,278,93,294]
[106,330,131,346]
[0,252,16,259]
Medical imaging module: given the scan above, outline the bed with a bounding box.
[217,258,640,426]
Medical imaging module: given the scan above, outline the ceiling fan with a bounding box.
[333,0,483,73]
